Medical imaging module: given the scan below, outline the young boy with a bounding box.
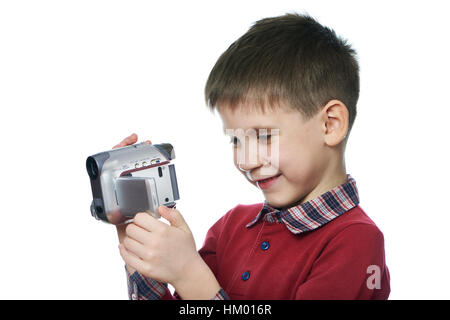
[116,13,390,300]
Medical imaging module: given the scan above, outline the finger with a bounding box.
[119,244,149,275]
[112,133,138,149]
[133,212,164,233]
[158,206,188,230]
[122,236,148,260]
[121,133,138,145]
[125,223,151,245]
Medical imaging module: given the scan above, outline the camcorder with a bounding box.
[86,142,180,225]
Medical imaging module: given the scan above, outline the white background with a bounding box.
[0,0,449,299]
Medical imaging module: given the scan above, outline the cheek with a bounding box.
[278,142,321,182]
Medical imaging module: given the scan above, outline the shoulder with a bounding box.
[318,206,386,253]
[325,205,382,232]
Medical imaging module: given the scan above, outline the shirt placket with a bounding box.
[227,213,279,296]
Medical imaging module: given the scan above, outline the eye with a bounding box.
[229,136,240,147]
[258,134,271,144]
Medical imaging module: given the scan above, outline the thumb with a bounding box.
[158,206,190,232]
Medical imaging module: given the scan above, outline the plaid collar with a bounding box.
[246,175,359,234]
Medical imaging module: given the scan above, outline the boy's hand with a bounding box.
[118,206,198,284]
[118,206,221,299]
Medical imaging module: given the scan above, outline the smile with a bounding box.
[256,174,282,190]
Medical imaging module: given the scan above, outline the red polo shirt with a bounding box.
[127,175,390,300]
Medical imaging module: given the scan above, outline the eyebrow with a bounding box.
[222,127,278,135]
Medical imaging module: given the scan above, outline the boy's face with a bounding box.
[218,102,332,209]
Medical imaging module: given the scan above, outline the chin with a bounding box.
[264,190,307,209]
[264,196,291,209]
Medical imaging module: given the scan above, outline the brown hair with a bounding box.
[205,13,359,131]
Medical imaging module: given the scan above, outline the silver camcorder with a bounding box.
[86,142,180,225]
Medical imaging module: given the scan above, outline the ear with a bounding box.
[321,100,349,147]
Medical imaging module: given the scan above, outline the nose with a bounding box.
[233,131,276,179]
[237,158,267,172]
[235,143,264,172]
[237,161,261,172]
[236,152,270,181]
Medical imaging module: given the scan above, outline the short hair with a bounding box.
[205,13,359,131]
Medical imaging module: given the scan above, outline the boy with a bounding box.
[115,13,390,300]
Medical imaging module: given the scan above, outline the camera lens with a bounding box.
[86,156,99,179]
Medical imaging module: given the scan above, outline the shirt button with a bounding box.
[241,271,250,281]
[260,241,270,251]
